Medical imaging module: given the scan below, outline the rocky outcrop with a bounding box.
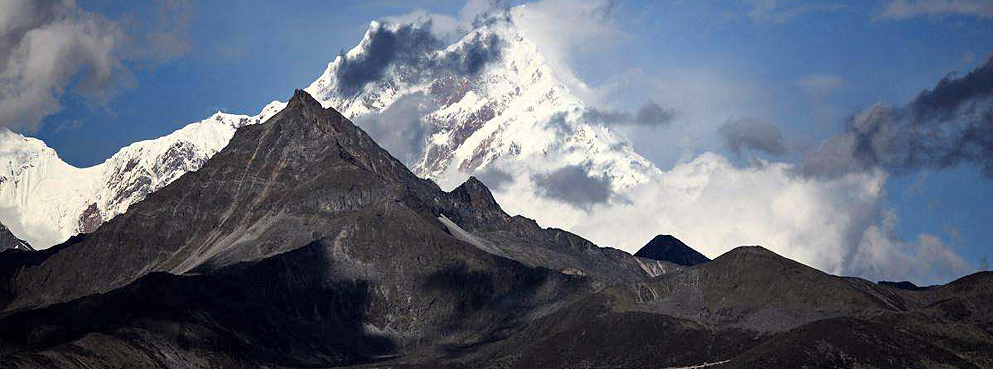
[634,234,710,266]
[0,222,31,253]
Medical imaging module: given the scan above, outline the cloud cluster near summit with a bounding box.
[532,165,613,209]
[333,21,503,97]
[583,102,678,127]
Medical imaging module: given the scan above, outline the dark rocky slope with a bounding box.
[616,246,911,332]
[1,90,991,369]
[634,234,710,266]
[0,90,656,315]
[0,222,31,253]
[0,90,661,367]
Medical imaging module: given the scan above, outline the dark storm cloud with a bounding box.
[351,92,439,166]
[719,116,788,157]
[583,101,677,127]
[335,22,503,97]
[335,23,442,96]
[801,57,993,178]
[533,165,612,209]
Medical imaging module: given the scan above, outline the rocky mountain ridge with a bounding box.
[0,222,31,252]
[0,90,990,369]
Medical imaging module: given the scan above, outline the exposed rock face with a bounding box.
[633,234,710,266]
[0,222,31,252]
[0,91,990,369]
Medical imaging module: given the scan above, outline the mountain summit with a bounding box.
[633,234,710,266]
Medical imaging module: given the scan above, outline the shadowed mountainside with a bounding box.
[1,91,991,369]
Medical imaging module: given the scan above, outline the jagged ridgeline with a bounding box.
[0,90,991,369]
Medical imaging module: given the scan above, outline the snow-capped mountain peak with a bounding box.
[0,13,657,249]
[305,16,658,190]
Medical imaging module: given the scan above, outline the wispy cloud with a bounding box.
[796,74,845,96]
[583,101,678,127]
[728,0,844,22]
[880,0,993,20]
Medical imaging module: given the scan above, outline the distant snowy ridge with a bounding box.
[0,101,285,247]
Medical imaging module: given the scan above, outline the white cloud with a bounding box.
[508,0,628,97]
[384,0,628,105]
[852,210,971,283]
[487,152,968,284]
[380,0,504,39]
[589,67,771,168]
[509,0,626,58]
[880,0,993,19]
[372,0,972,285]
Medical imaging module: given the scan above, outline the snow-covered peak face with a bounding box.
[1,129,55,163]
[0,128,68,181]
[304,12,655,191]
[306,17,511,115]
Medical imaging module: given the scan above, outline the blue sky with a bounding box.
[4,0,992,282]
